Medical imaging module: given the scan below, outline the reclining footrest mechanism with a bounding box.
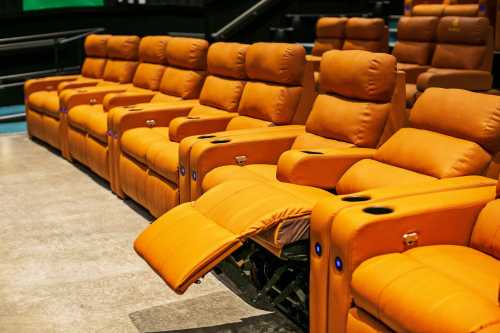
[134,180,317,294]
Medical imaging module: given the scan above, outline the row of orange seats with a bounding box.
[25,31,500,332]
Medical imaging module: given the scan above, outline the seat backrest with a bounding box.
[392,16,439,66]
[292,50,398,150]
[470,175,500,259]
[337,88,500,193]
[150,37,208,103]
[431,16,492,71]
[342,18,388,53]
[131,36,170,91]
[189,42,248,117]
[81,34,111,79]
[101,35,140,84]
[225,42,306,130]
[312,17,348,56]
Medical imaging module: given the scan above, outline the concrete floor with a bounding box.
[0,134,300,333]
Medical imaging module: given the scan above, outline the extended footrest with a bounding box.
[134,180,324,293]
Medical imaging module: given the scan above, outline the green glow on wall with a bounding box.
[23,0,104,11]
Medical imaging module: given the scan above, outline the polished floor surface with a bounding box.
[0,134,300,333]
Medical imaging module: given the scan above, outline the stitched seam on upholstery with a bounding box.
[471,319,500,333]
[479,102,500,152]
[273,86,287,123]
[353,103,371,146]
[279,46,292,85]
[376,266,426,319]
[367,57,379,99]
[188,41,198,70]
[445,142,487,178]
[234,46,246,79]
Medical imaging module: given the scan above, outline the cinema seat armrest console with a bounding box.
[113,102,197,136]
[277,148,376,189]
[329,185,496,274]
[25,75,80,96]
[168,114,237,143]
[58,79,101,93]
[62,86,128,111]
[103,91,156,112]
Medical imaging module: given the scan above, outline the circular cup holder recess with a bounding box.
[301,150,324,155]
[363,206,394,215]
[342,195,371,202]
[211,139,231,144]
[198,135,216,139]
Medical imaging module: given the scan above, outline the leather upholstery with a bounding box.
[312,17,348,56]
[342,18,388,53]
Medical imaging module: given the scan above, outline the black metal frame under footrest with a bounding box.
[213,240,310,332]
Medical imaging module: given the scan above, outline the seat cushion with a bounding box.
[68,104,103,132]
[397,63,429,84]
[121,127,170,165]
[43,91,61,118]
[202,164,278,192]
[352,245,500,333]
[28,91,50,112]
[146,140,180,183]
[85,106,108,144]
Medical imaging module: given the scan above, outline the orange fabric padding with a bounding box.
[352,249,500,333]
[237,82,302,124]
[471,200,500,259]
[138,36,170,64]
[202,164,277,192]
[316,17,347,38]
[206,42,248,79]
[225,115,272,130]
[412,4,446,16]
[396,16,438,42]
[375,127,492,178]
[245,42,305,85]
[83,34,110,57]
[416,68,493,90]
[344,18,386,40]
[443,3,480,16]
[102,60,139,83]
[106,35,140,60]
[198,76,246,113]
[304,94,392,148]
[393,42,434,67]
[166,37,209,70]
[409,88,500,153]
[276,148,376,189]
[319,50,397,102]
[81,58,107,79]
[336,159,437,194]
[132,63,165,91]
[168,114,236,143]
[158,67,206,99]
[102,91,155,112]
[436,16,489,45]
[291,132,355,150]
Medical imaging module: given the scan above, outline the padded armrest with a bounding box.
[24,75,80,96]
[330,185,496,276]
[277,148,375,189]
[417,69,493,92]
[112,101,197,137]
[103,91,156,112]
[61,86,128,111]
[58,79,100,93]
[168,114,237,143]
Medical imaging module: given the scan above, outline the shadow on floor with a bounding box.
[129,291,302,333]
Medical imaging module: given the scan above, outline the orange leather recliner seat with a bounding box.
[113,42,309,217]
[133,86,500,331]
[391,16,439,106]
[25,34,111,149]
[407,16,494,104]
[323,175,500,332]
[133,49,409,291]
[405,0,492,18]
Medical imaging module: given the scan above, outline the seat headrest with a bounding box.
[437,17,489,45]
[412,4,445,16]
[84,34,110,58]
[316,17,348,38]
[138,36,170,64]
[245,42,305,86]
[319,50,397,102]
[443,4,479,17]
[397,16,439,42]
[166,37,209,70]
[106,35,140,60]
[411,88,500,153]
[345,18,385,40]
[207,42,248,79]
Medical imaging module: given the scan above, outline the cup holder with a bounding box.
[198,135,216,139]
[363,206,394,215]
[187,116,200,120]
[301,150,323,155]
[211,139,231,144]
[342,195,371,202]
[128,108,143,111]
